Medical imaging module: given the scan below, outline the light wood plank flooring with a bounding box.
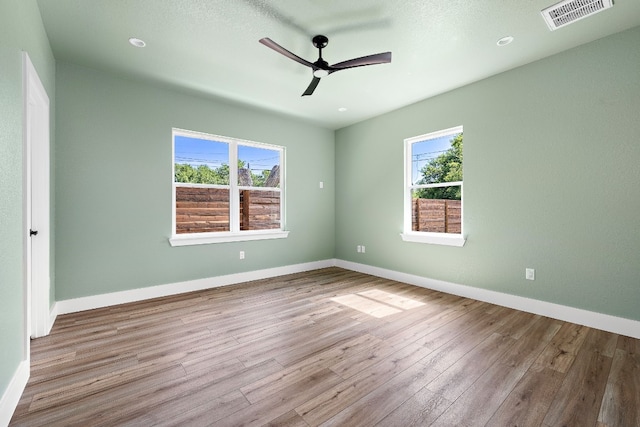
[10,268,640,426]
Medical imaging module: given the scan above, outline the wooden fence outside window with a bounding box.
[175,187,280,234]
[412,198,461,233]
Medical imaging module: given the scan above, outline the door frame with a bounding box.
[23,52,51,343]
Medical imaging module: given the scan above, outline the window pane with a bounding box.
[238,145,280,187]
[411,187,461,233]
[175,187,230,233]
[239,189,281,231]
[173,129,286,238]
[411,133,463,186]
[174,136,230,185]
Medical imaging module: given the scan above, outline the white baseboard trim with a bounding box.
[48,302,58,334]
[53,258,639,340]
[0,359,29,427]
[336,259,640,340]
[56,260,336,315]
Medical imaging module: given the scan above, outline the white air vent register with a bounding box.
[541,0,613,30]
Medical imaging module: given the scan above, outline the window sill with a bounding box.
[170,230,289,247]
[400,232,466,247]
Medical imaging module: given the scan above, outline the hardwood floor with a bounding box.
[10,268,640,426]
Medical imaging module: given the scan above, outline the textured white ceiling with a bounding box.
[37,0,640,129]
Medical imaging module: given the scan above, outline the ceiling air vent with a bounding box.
[541,0,613,31]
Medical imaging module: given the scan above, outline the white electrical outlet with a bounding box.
[356,245,361,253]
[525,268,535,280]
[319,181,324,189]
[239,251,245,260]
[361,245,366,253]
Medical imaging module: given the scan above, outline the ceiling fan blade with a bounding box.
[329,52,392,72]
[302,77,321,96]
[259,38,315,69]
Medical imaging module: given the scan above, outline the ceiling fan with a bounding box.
[259,35,392,96]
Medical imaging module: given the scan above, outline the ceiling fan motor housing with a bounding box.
[312,35,329,49]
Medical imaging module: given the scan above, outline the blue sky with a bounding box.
[175,135,279,173]
[238,145,280,173]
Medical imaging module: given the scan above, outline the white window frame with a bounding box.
[400,125,466,247]
[169,128,288,246]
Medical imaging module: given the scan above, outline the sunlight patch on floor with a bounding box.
[357,289,425,310]
[330,289,425,318]
[330,294,402,318]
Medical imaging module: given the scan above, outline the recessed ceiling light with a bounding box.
[496,36,514,47]
[128,38,146,48]
[338,107,347,112]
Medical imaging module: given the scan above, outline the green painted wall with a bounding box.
[54,62,335,300]
[0,0,55,399]
[335,26,640,321]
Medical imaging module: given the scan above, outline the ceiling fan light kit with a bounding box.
[259,34,392,96]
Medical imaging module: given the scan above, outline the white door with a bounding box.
[23,52,51,340]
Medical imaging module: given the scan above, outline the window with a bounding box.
[170,128,288,246]
[401,126,465,247]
